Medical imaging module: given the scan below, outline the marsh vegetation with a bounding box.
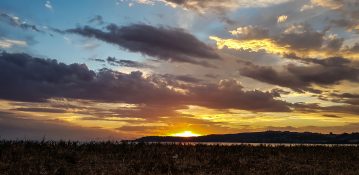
[1,141,359,174]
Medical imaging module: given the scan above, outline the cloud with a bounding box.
[277,15,288,23]
[155,74,203,84]
[322,34,344,51]
[210,24,359,59]
[320,0,359,33]
[0,38,27,48]
[310,0,344,10]
[293,102,359,116]
[0,111,123,140]
[149,74,291,111]
[322,114,341,118]
[45,1,53,10]
[210,36,290,55]
[229,25,269,39]
[136,0,155,5]
[132,0,291,24]
[159,0,291,13]
[346,43,359,53]
[0,12,44,33]
[106,57,152,68]
[277,24,324,50]
[78,103,185,121]
[170,75,202,83]
[331,93,359,105]
[0,98,238,138]
[330,19,357,31]
[115,115,236,136]
[89,58,106,63]
[323,105,359,115]
[149,75,291,112]
[213,25,324,55]
[88,15,104,25]
[0,52,291,112]
[308,0,359,32]
[186,79,291,112]
[0,52,182,105]
[238,57,359,93]
[14,107,67,113]
[67,24,220,66]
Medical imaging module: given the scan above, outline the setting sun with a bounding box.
[171,131,201,137]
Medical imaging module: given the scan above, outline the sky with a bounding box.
[0,0,359,140]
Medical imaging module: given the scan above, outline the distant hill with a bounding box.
[135,131,359,144]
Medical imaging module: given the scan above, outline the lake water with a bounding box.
[140,142,359,147]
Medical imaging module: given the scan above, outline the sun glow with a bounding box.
[171,131,201,137]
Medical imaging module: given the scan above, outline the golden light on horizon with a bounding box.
[171,131,201,137]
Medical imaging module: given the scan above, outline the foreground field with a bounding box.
[0,141,359,175]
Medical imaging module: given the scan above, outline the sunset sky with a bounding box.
[0,0,359,140]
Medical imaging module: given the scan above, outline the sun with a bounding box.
[171,131,201,137]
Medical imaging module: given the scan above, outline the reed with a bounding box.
[1,140,358,174]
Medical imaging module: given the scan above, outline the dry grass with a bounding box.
[1,141,359,175]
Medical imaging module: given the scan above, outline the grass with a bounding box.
[1,141,359,175]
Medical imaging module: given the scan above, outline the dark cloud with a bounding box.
[6,99,185,122]
[89,58,106,63]
[323,105,359,115]
[0,111,123,140]
[174,75,203,83]
[239,62,313,93]
[67,24,220,66]
[187,79,291,112]
[239,57,359,92]
[0,12,44,33]
[80,104,187,121]
[106,57,152,68]
[331,93,359,105]
[346,43,359,53]
[292,102,359,115]
[330,19,356,30]
[332,93,359,99]
[271,88,291,97]
[284,54,353,66]
[0,52,182,105]
[323,1,359,32]
[88,15,104,25]
[204,74,219,79]
[324,36,344,51]
[276,24,325,50]
[290,102,322,113]
[220,23,345,55]
[149,74,291,112]
[230,25,269,39]
[157,74,203,84]
[322,114,341,118]
[0,52,291,113]
[14,107,67,113]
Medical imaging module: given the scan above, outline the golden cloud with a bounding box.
[0,38,27,48]
[277,15,288,23]
[209,36,359,59]
[311,0,343,10]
